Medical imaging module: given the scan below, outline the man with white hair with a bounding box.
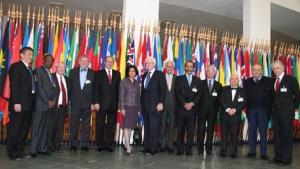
[159,60,176,153]
[270,60,300,166]
[141,56,167,156]
[197,65,222,156]
[219,74,246,158]
[48,63,69,152]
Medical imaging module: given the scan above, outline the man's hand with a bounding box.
[184,103,193,111]
[228,108,236,116]
[48,100,56,108]
[94,103,100,112]
[157,103,164,112]
[91,104,95,111]
[14,104,22,112]
[121,109,126,116]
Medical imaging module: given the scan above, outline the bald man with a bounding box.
[219,74,246,158]
[244,64,272,160]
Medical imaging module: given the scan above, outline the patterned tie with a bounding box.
[275,78,280,92]
[108,70,112,85]
[28,66,36,93]
[60,76,67,106]
[145,72,151,89]
[208,80,213,93]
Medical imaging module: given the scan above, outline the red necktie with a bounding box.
[60,76,67,106]
[275,78,280,92]
[108,70,112,85]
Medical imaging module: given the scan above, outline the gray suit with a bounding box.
[30,66,57,153]
[159,74,176,150]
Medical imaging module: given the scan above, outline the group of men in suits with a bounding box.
[6,47,299,166]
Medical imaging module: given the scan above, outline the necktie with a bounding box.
[60,76,67,106]
[275,78,280,92]
[145,72,151,89]
[208,80,213,93]
[28,66,36,93]
[108,70,112,85]
[167,75,172,91]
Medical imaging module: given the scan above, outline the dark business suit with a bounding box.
[141,70,167,153]
[94,69,120,150]
[197,79,222,154]
[69,68,95,148]
[272,74,300,164]
[30,66,57,154]
[175,75,201,154]
[48,74,69,151]
[7,61,35,159]
[244,76,272,156]
[159,74,176,151]
[219,86,246,156]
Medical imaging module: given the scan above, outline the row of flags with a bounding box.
[0,4,300,143]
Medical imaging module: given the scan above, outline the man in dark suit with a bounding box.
[219,74,246,158]
[197,65,222,156]
[244,64,272,160]
[69,55,96,152]
[270,60,300,166]
[7,47,35,160]
[159,60,176,153]
[141,57,167,155]
[48,63,69,152]
[175,60,201,156]
[30,54,57,157]
[94,56,120,152]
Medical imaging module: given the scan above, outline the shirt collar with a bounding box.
[105,68,112,73]
[21,60,30,68]
[277,72,284,80]
[253,76,262,82]
[56,73,64,78]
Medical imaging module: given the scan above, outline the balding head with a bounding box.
[230,74,239,87]
[252,64,262,79]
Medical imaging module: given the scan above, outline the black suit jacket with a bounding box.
[94,69,121,111]
[175,75,201,116]
[141,70,167,113]
[52,74,69,107]
[220,86,246,122]
[272,74,300,119]
[8,61,35,111]
[69,68,95,110]
[244,76,273,118]
[198,79,222,116]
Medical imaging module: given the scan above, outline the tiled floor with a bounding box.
[0,144,299,169]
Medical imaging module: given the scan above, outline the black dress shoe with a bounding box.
[269,158,280,164]
[186,151,193,156]
[39,151,50,155]
[247,153,256,158]
[168,148,174,154]
[30,153,37,158]
[219,153,226,158]
[70,146,77,151]
[230,154,237,158]
[277,162,291,166]
[260,155,269,160]
[19,153,30,159]
[96,147,104,152]
[107,148,114,152]
[160,148,166,153]
[176,151,184,156]
[81,147,89,152]
[198,151,204,155]
[206,151,213,156]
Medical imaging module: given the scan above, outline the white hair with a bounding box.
[145,56,156,66]
[271,60,285,69]
[164,59,175,68]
